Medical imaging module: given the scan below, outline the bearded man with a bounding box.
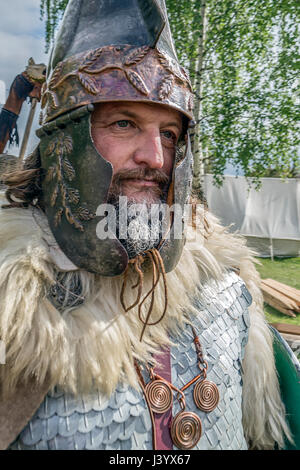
[0,0,299,451]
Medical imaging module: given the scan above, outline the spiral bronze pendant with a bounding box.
[170,411,202,449]
[145,379,173,414]
[193,379,219,412]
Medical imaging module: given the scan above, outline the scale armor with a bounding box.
[9,271,251,450]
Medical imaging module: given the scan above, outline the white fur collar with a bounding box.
[0,193,291,449]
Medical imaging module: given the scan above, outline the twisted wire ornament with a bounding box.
[191,326,219,412]
[135,326,220,449]
[145,379,173,414]
[193,379,219,412]
[171,410,202,450]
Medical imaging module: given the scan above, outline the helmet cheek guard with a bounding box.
[37,105,128,276]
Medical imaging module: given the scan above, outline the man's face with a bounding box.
[91,101,182,203]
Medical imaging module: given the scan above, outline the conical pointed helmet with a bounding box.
[37,0,194,276]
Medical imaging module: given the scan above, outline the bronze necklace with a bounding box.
[136,326,220,450]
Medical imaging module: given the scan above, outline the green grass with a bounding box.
[255,257,300,326]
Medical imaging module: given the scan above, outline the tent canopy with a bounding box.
[203,175,300,257]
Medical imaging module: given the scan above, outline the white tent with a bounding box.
[203,175,300,257]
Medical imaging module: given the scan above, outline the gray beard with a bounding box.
[113,198,166,259]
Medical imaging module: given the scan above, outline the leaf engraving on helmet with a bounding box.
[45,133,96,232]
[79,48,103,71]
[123,46,150,66]
[41,45,194,126]
[159,75,175,100]
[124,69,149,96]
[156,50,193,93]
[77,205,96,221]
[49,62,63,88]
[78,73,99,95]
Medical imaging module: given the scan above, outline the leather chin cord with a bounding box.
[121,247,169,450]
[134,360,158,450]
[120,248,168,341]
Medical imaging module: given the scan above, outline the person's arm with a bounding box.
[0,59,45,153]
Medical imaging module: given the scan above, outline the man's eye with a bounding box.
[161,130,176,141]
[116,120,130,128]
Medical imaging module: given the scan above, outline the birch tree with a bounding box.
[40,0,300,189]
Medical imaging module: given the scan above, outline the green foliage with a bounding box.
[40,0,69,52]
[40,0,300,184]
[166,0,300,185]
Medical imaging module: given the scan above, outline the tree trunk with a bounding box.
[192,1,207,197]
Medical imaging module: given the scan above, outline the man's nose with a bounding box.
[133,129,164,169]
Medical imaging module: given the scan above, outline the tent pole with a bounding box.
[270,237,274,261]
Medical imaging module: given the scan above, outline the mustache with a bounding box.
[107,168,170,202]
[112,168,170,186]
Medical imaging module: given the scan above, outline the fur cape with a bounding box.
[0,193,292,449]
